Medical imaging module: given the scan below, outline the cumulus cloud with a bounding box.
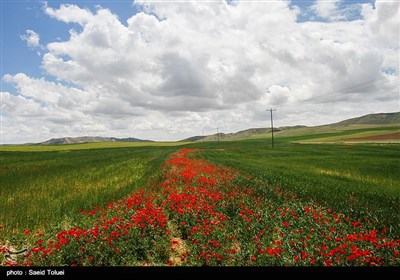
[1,0,399,143]
[20,30,40,48]
[362,0,400,49]
[309,0,363,22]
[311,0,342,20]
[44,3,93,25]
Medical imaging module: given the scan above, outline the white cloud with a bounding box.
[310,0,364,22]
[2,0,399,144]
[44,3,93,25]
[362,0,400,49]
[20,30,40,48]
[311,0,342,20]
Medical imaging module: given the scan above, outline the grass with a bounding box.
[297,129,400,143]
[248,125,400,141]
[0,141,189,152]
[4,147,399,266]
[0,146,177,239]
[192,138,400,237]
[0,127,399,266]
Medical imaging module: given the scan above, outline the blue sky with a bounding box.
[1,0,141,93]
[1,0,398,143]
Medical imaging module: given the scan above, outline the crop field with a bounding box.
[282,126,400,143]
[0,132,399,266]
[0,146,176,235]
[242,125,399,143]
[0,141,189,152]
[197,140,400,236]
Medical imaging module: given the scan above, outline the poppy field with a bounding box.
[0,139,399,266]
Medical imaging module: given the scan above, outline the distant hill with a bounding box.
[181,127,283,142]
[330,112,400,126]
[39,136,152,145]
[182,112,400,142]
[179,136,206,142]
[116,137,152,142]
[202,128,280,142]
[35,112,400,144]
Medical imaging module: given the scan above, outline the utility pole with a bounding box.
[202,129,204,143]
[217,128,220,143]
[266,108,276,148]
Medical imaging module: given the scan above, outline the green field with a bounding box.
[251,125,400,143]
[0,141,189,152]
[1,129,399,266]
[0,146,176,237]
[195,140,400,236]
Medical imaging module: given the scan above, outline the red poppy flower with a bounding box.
[282,221,290,227]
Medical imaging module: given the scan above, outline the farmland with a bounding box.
[0,146,176,234]
[0,130,399,266]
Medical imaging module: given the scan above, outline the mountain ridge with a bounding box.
[180,112,400,142]
[330,112,400,126]
[38,136,153,145]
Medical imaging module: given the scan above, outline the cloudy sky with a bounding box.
[1,0,399,143]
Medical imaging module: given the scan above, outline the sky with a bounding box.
[0,0,399,144]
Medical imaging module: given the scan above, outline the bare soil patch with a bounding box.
[346,132,400,142]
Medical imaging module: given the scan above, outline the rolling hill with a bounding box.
[330,112,400,126]
[181,112,400,142]
[39,136,152,145]
[34,112,400,145]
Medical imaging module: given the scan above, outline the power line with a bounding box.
[266,108,276,148]
[314,76,399,103]
[271,75,399,109]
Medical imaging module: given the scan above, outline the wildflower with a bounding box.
[282,221,290,227]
